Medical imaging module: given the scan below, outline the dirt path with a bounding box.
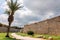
[11,33,46,40]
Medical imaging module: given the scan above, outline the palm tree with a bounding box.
[5,0,23,37]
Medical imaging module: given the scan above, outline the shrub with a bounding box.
[27,31,34,36]
[48,37,53,40]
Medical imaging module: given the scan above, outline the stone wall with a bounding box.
[0,27,20,32]
[23,16,60,35]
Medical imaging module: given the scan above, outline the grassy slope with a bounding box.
[17,33,60,40]
[0,33,15,40]
[41,34,60,40]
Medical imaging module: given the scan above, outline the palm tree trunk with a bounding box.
[6,15,14,37]
[6,22,11,37]
[5,11,14,37]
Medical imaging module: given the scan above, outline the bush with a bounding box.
[48,37,53,40]
[27,31,34,36]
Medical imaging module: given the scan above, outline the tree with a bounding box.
[5,0,23,37]
[0,23,2,27]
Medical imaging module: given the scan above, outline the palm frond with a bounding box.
[11,0,13,5]
[5,10,10,15]
[6,0,23,15]
[14,0,17,6]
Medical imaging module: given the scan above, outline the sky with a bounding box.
[0,0,60,27]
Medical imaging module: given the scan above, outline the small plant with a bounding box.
[48,37,53,40]
[27,31,34,36]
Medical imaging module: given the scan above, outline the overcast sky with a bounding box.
[0,0,60,27]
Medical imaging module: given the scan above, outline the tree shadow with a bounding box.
[1,37,16,40]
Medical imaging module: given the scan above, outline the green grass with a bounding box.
[17,33,60,40]
[38,34,60,40]
[0,33,16,40]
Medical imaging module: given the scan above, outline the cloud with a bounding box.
[0,14,8,25]
[0,0,35,27]
[0,0,60,27]
[0,0,25,27]
[24,0,60,17]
